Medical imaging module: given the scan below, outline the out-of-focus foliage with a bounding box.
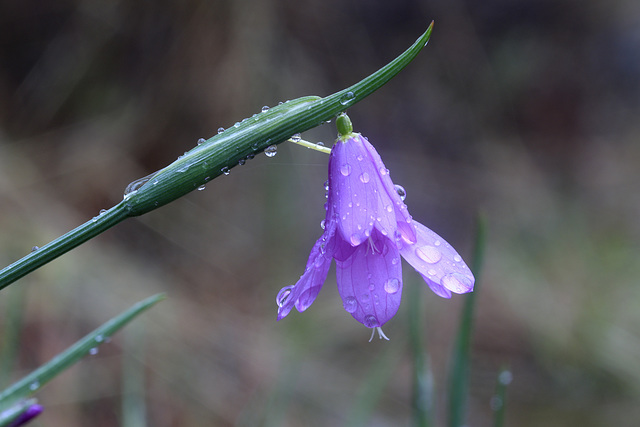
[1,0,639,426]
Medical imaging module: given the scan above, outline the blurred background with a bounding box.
[1,0,639,425]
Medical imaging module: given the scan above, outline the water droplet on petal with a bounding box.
[379,167,388,176]
[391,257,399,265]
[416,245,442,264]
[221,166,230,175]
[291,133,301,142]
[197,185,206,191]
[320,219,326,230]
[350,234,363,245]
[197,138,206,145]
[441,273,474,293]
[395,185,407,201]
[356,154,363,161]
[261,105,270,113]
[427,269,437,276]
[340,164,352,176]
[323,180,329,191]
[384,278,400,294]
[454,255,462,262]
[359,172,370,183]
[385,204,393,213]
[276,285,295,308]
[265,145,278,157]
[368,283,375,291]
[343,296,358,313]
[434,240,441,246]
[363,314,379,328]
[339,91,356,106]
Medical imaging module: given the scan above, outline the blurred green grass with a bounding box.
[1,0,640,425]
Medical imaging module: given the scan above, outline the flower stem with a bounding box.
[287,138,332,154]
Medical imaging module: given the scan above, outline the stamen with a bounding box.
[369,326,390,342]
[288,137,332,154]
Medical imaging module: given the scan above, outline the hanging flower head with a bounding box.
[276,113,474,339]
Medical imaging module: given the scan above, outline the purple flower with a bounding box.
[8,403,43,427]
[276,114,474,338]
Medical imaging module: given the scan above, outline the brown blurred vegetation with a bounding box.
[1,0,640,426]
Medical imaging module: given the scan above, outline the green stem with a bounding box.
[0,22,434,292]
[0,203,129,292]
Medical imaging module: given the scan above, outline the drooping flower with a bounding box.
[276,114,474,338]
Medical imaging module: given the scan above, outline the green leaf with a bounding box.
[0,294,165,414]
[447,213,488,427]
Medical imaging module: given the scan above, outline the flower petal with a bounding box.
[400,221,474,295]
[330,136,394,246]
[360,135,416,243]
[276,222,336,320]
[335,231,403,327]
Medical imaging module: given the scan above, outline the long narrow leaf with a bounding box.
[447,213,488,427]
[0,294,165,413]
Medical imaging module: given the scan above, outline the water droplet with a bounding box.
[368,283,375,291]
[95,334,104,343]
[391,257,399,265]
[356,154,363,161]
[317,142,325,147]
[498,370,513,385]
[363,314,379,328]
[385,204,393,213]
[490,396,503,411]
[265,145,278,157]
[320,219,326,230]
[339,91,356,106]
[359,172,370,183]
[323,180,329,191]
[221,166,230,176]
[427,269,437,276]
[197,185,206,191]
[217,127,225,134]
[124,174,153,197]
[395,185,407,201]
[384,278,400,294]
[276,285,294,307]
[89,347,99,355]
[454,254,462,262]
[197,138,206,145]
[31,246,39,252]
[29,381,40,391]
[261,105,270,113]
[350,234,363,245]
[340,164,352,176]
[238,158,246,166]
[343,296,358,313]
[434,240,441,246]
[416,246,442,264]
[441,273,473,293]
[291,133,301,142]
[379,167,388,176]
[246,153,255,160]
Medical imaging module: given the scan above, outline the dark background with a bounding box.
[1,0,639,425]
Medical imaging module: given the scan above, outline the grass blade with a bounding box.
[447,213,488,427]
[0,294,165,410]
